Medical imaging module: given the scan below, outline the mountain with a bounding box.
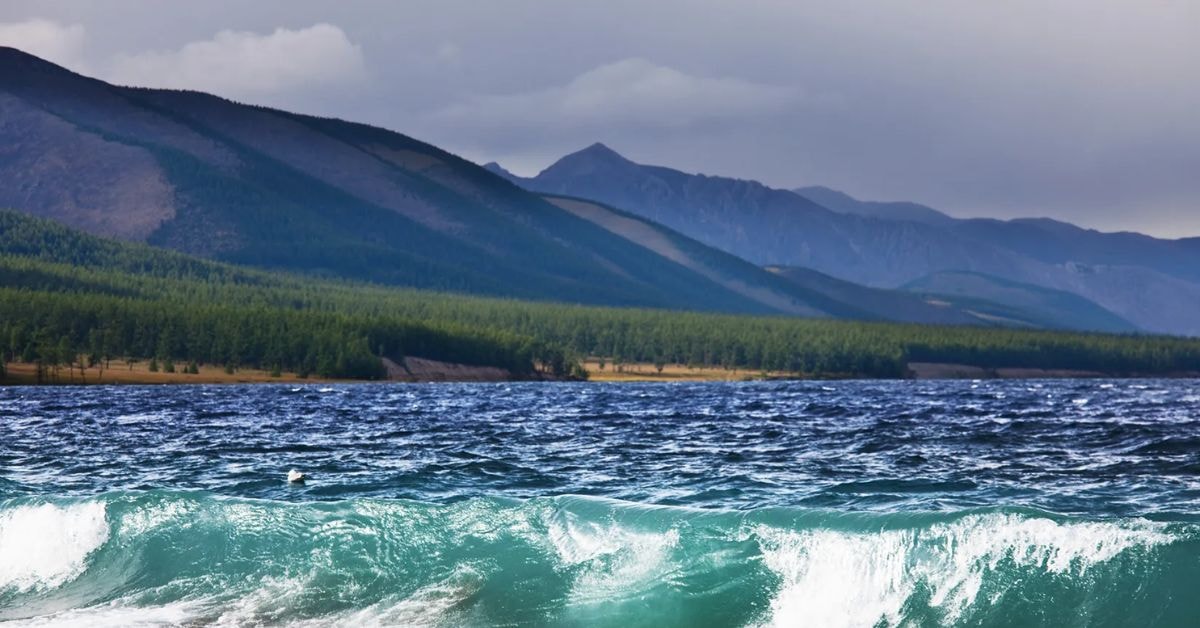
[901,271,1138,333]
[793,186,954,226]
[535,193,1006,322]
[795,185,1200,286]
[505,144,1200,335]
[0,47,856,317]
[483,161,521,182]
[507,143,1044,287]
[2,46,1046,327]
[5,47,1192,333]
[764,266,1001,326]
[947,218,1200,285]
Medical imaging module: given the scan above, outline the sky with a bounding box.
[1,0,1197,237]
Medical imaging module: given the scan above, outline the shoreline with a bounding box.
[0,361,343,386]
[2,359,1196,386]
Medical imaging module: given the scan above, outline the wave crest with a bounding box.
[0,492,1195,627]
[755,513,1172,627]
[0,501,109,593]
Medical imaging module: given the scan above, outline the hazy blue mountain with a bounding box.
[483,162,523,183]
[902,271,1138,333]
[501,144,1200,335]
[793,186,955,226]
[765,266,1005,327]
[948,218,1200,285]
[511,143,1036,286]
[795,188,1200,286]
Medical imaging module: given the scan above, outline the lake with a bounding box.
[2,380,1199,626]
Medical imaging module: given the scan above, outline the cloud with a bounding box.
[435,42,462,64]
[431,58,800,130]
[0,18,86,69]
[106,23,366,98]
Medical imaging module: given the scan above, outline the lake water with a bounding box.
[2,380,1199,626]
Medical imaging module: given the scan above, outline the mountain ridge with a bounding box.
[3,47,1192,334]
[0,47,821,316]
[500,143,1200,335]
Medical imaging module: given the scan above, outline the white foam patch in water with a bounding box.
[316,567,483,628]
[114,411,163,425]
[753,514,1171,628]
[0,501,109,592]
[116,498,199,538]
[549,517,680,605]
[4,599,200,627]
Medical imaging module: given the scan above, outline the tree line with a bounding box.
[4,209,1200,382]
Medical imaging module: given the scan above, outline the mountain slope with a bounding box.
[504,144,1200,335]
[0,46,834,316]
[793,186,955,226]
[901,271,1138,333]
[541,195,867,319]
[765,266,1005,327]
[794,186,1200,286]
[507,143,1042,287]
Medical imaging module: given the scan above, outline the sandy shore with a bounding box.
[3,359,1186,386]
[0,361,336,385]
[582,360,799,382]
[1,357,538,385]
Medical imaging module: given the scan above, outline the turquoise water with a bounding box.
[2,381,1199,626]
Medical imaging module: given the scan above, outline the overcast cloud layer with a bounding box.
[1,0,1196,237]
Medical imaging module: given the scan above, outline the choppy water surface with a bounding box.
[2,380,1199,626]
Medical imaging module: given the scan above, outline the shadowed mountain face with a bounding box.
[900,271,1137,334]
[504,144,1200,335]
[0,47,860,316]
[3,46,1033,325]
[503,143,1045,287]
[793,186,955,227]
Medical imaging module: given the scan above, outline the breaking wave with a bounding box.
[1,491,1196,627]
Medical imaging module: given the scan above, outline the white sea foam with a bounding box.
[0,501,109,592]
[754,514,1171,628]
[9,575,478,628]
[116,498,198,538]
[5,599,199,627]
[548,516,679,605]
[318,568,482,628]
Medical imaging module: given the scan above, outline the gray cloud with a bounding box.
[0,0,1196,236]
[106,23,366,98]
[431,58,800,130]
[0,17,85,69]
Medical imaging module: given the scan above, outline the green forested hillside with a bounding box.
[0,211,576,380]
[4,210,1200,382]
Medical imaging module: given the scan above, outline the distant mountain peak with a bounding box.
[537,142,636,180]
[482,161,511,175]
[567,142,631,164]
[580,141,620,155]
[482,161,522,183]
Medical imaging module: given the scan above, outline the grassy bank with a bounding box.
[0,360,335,385]
[582,359,800,382]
